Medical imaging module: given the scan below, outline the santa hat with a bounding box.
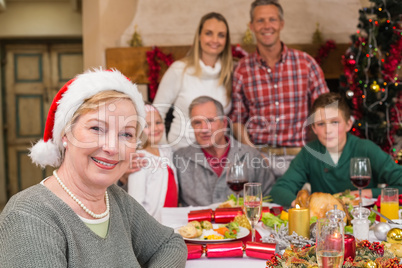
[29,68,145,168]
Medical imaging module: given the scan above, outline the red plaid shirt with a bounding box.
[230,43,329,147]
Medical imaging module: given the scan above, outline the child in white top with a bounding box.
[128,104,178,222]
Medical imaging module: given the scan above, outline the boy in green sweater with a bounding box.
[270,92,402,207]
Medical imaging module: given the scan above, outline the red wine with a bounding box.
[227,181,247,192]
[350,176,371,188]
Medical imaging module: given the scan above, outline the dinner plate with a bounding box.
[354,198,376,208]
[389,219,402,228]
[175,224,250,243]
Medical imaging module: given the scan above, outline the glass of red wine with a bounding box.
[226,161,248,206]
[350,157,371,206]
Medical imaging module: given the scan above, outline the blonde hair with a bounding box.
[64,90,142,138]
[183,12,233,102]
[141,101,165,149]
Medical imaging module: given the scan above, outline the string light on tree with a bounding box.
[346,90,355,99]
[339,0,402,157]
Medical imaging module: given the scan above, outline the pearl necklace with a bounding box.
[53,170,110,219]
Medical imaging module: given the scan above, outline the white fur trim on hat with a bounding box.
[29,68,145,168]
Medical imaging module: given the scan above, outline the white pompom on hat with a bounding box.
[29,68,145,168]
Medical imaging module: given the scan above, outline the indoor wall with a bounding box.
[0,0,366,207]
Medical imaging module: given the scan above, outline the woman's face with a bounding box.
[199,18,227,59]
[143,110,164,146]
[311,107,353,153]
[64,99,138,188]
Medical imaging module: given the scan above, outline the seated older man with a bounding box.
[174,96,275,207]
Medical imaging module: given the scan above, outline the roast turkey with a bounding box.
[295,190,349,222]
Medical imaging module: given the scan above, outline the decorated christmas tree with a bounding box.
[339,0,402,156]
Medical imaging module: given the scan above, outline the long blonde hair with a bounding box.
[183,12,233,102]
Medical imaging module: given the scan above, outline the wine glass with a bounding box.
[350,157,371,206]
[243,182,262,242]
[316,218,344,268]
[226,160,248,206]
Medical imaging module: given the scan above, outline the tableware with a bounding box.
[380,188,399,223]
[370,208,401,225]
[351,206,370,241]
[389,219,402,229]
[226,160,248,206]
[175,224,250,244]
[244,182,262,242]
[351,197,376,208]
[316,218,344,268]
[350,157,371,206]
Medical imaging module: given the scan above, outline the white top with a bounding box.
[127,147,177,222]
[329,150,342,165]
[153,59,231,150]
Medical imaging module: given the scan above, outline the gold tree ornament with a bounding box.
[364,260,377,268]
[129,25,143,47]
[397,149,402,159]
[370,81,381,92]
[387,228,402,244]
[396,149,402,164]
[242,25,254,45]
[312,23,323,45]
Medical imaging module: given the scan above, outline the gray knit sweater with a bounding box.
[0,184,187,267]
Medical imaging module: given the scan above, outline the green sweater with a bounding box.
[0,184,187,267]
[270,133,402,207]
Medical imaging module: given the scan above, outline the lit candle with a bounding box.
[288,204,310,238]
[327,232,343,252]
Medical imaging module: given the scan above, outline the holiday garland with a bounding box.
[314,40,337,66]
[232,44,248,59]
[146,47,174,101]
[266,241,402,268]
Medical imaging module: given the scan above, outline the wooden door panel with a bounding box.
[4,43,82,197]
[50,44,83,100]
[57,52,83,81]
[7,146,45,195]
[13,53,43,82]
[15,94,44,138]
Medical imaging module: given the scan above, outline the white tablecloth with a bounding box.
[161,205,275,268]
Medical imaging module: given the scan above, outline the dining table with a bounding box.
[161,204,281,268]
[161,203,388,268]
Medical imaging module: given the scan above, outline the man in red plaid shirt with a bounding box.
[230,0,329,180]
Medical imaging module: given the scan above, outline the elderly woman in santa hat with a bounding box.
[0,69,187,267]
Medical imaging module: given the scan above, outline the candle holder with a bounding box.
[344,234,356,261]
